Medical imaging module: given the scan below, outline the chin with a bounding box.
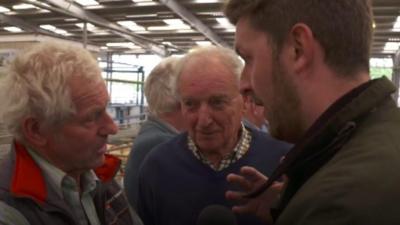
[91,155,106,169]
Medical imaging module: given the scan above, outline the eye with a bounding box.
[209,97,227,109]
[85,110,103,123]
[183,99,198,111]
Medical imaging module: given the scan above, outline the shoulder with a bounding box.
[139,133,188,169]
[139,117,177,136]
[131,125,177,156]
[134,123,176,146]
[279,140,400,224]
[0,201,30,225]
[249,128,292,153]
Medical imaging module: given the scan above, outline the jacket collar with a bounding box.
[10,141,121,204]
[246,77,396,198]
[11,141,47,204]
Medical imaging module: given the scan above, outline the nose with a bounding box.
[240,76,251,95]
[197,104,213,128]
[99,112,118,136]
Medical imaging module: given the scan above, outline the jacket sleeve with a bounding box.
[0,201,31,225]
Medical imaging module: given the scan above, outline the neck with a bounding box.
[158,111,184,132]
[300,71,370,130]
[199,126,242,167]
[67,171,84,193]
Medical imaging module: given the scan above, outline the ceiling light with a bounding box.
[76,23,97,32]
[117,20,146,31]
[196,41,212,46]
[96,31,110,35]
[0,6,10,12]
[389,38,400,42]
[126,14,157,18]
[4,11,16,15]
[131,0,156,6]
[40,24,56,31]
[197,12,224,17]
[147,26,170,31]
[12,4,37,10]
[147,25,191,31]
[4,26,23,32]
[106,42,140,49]
[65,18,79,22]
[163,19,185,26]
[38,9,50,13]
[75,0,99,6]
[392,16,400,31]
[40,24,71,36]
[216,17,235,29]
[135,30,149,34]
[148,19,190,31]
[54,29,69,35]
[384,42,400,51]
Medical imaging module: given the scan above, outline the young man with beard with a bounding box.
[0,42,142,225]
[223,0,400,224]
[136,46,290,225]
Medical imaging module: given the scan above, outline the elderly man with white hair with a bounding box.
[124,56,185,209]
[0,42,142,225]
[136,46,290,225]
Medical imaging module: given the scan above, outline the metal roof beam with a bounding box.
[41,0,169,56]
[159,0,229,48]
[0,13,60,37]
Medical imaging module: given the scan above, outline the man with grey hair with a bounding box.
[136,46,290,225]
[124,56,185,209]
[0,42,142,225]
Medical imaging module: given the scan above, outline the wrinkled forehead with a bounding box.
[181,56,239,84]
[68,75,108,102]
[179,64,239,96]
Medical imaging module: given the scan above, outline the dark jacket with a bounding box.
[275,77,400,225]
[124,115,178,208]
[0,142,139,225]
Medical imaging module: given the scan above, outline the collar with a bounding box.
[246,77,396,198]
[27,148,99,198]
[188,123,252,171]
[10,141,121,204]
[146,114,179,134]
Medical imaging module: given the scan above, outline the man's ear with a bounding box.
[21,117,48,147]
[287,23,316,75]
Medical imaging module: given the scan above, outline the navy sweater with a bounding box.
[137,129,291,225]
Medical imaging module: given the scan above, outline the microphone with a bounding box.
[197,205,237,225]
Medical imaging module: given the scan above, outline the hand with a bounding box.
[225,166,285,224]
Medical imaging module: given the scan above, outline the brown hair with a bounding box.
[224,0,373,76]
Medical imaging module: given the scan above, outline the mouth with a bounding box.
[197,130,219,137]
[197,129,214,133]
[97,144,107,154]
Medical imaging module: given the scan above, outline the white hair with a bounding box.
[144,56,181,116]
[0,41,102,141]
[176,45,244,93]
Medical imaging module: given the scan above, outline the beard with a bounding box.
[266,59,306,144]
